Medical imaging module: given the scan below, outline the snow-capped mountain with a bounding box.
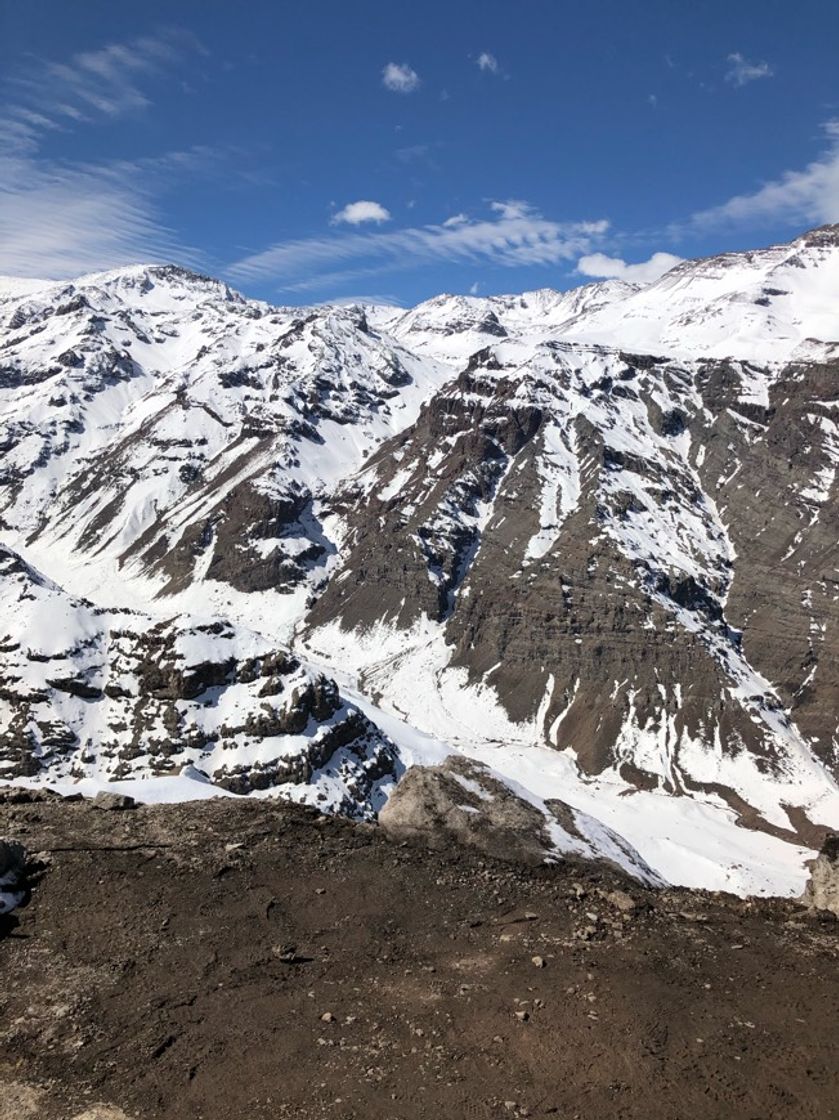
[0,264,450,625]
[1,227,838,895]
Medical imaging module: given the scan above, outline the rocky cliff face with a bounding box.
[306,342,839,850]
[0,545,397,817]
[1,229,838,893]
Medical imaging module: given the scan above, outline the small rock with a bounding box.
[273,944,303,964]
[93,792,136,812]
[605,889,637,913]
[575,925,598,941]
[514,1010,529,1022]
[320,1011,335,1023]
[531,955,546,969]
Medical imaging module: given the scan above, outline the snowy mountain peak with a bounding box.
[797,222,839,248]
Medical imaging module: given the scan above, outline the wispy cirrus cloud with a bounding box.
[1,29,204,155]
[228,201,609,292]
[680,119,839,233]
[725,52,773,87]
[0,30,206,277]
[0,150,216,278]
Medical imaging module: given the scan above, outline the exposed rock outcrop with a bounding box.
[379,756,554,865]
[801,834,839,916]
[0,545,397,818]
[378,756,661,884]
[0,838,27,915]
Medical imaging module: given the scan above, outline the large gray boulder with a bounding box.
[379,756,554,866]
[801,835,839,916]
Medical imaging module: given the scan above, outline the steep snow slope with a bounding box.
[562,226,839,362]
[0,276,53,300]
[0,264,452,629]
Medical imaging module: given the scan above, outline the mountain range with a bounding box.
[1,226,837,897]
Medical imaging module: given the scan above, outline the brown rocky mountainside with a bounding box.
[1,791,838,1120]
[306,347,839,849]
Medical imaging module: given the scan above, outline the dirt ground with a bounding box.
[1,789,837,1120]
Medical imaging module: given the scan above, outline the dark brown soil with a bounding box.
[1,791,838,1120]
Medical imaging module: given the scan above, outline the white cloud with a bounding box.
[382,62,420,94]
[725,52,773,87]
[443,213,469,227]
[477,52,499,74]
[577,251,683,284]
[469,281,480,294]
[0,150,213,278]
[331,200,392,226]
[229,203,609,291]
[684,119,839,231]
[326,293,403,308]
[489,199,532,220]
[0,160,180,277]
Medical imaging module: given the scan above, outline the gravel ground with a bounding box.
[1,789,837,1120]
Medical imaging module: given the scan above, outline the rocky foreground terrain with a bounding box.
[1,789,838,1120]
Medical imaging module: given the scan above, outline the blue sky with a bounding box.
[2,0,838,304]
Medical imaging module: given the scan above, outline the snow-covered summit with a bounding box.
[561,224,839,362]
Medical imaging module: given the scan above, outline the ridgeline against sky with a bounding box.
[1,0,838,305]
